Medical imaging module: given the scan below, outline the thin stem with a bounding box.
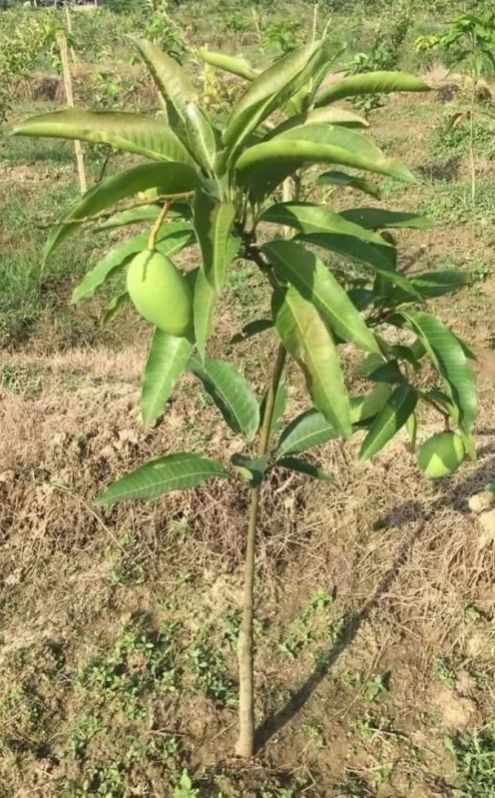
[469,43,477,203]
[35,193,193,230]
[469,79,476,203]
[236,344,287,758]
[147,201,171,250]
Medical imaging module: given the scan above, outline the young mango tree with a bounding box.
[13,38,477,758]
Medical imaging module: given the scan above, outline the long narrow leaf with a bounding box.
[72,222,194,303]
[189,357,259,439]
[359,385,418,460]
[263,239,379,353]
[261,202,391,247]
[193,270,217,360]
[316,71,429,107]
[402,311,476,434]
[223,41,321,152]
[273,286,351,437]
[386,270,469,304]
[193,193,238,290]
[131,37,197,120]
[197,49,258,81]
[317,171,381,199]
[276,408,337,458]
[265,107,368,140]
[236,139,415,192]
[97,453,227,504]
[44,161,198,260]
[102,292,129,326]
[276,456,331,481]
[13,110,194,165]
[141,329,193,426]
[96,206,160,231]
[299,232,419,297]
[185,102,217,173]
[340,207,431,230]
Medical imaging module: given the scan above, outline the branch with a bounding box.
[34,192,194,230]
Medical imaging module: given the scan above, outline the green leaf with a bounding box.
[367,360,406,384]
[359,385,418,460]
[316,71,430,107]
[355,352,386,377]
[131,37,197,121]
[265,106,368,140]
[350,384,392,423]
[269,122,415,182]
[231,318,273,344]
[189,357,259,439]
[317,170,381,199]
[339,207,431,230]
[299,232,418,297]
[231,453,268,486]
[102,292,129,326]
[261,202,391,247]
[141,329,193,426]
[193,193,238,291]
[197,49,257,81]
[193,269,217,360]
[385,270,469,305]
[223,40,321,152]
[236,138,415,196]
[276,456,332,481]
[13,110,194,165]
[402,311,476,434]
[44,161,198,260]
[276,408,337,458]
[263,239,379,353]
[97,453,227,505]
[185,102,217,173]
[305,106,369,128]
[96,206,160,231]
[455,333,477,361]
[273,285,351,437]
[72,222,194,303]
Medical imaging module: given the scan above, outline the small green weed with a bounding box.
[433,657,457,688]
[77,615,182,719]
[187,640,236,706]
[447,721,495,797]
[432,116,495,160]
[279,588,338,660]
[173,770,200,798]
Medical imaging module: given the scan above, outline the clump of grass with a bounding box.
[447,721,495,797]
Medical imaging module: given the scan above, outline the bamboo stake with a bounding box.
[57,31,87,195]
[64,3,76,63]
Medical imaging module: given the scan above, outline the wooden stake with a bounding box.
[57,30,87,195]
[64,3,77,63]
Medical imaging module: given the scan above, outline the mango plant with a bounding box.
[13,38,477,758]
[415,11,495,200]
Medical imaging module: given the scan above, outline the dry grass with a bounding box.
[1,334,495,795]
[3,82,495,795]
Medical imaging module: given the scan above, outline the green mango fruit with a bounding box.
[127,249,193,337]
[417,431,465,479]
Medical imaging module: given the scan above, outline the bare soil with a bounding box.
[2,86,495,797]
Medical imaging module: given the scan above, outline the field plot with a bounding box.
[3,1,495,796]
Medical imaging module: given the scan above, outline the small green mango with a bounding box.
[127,249,193,337]
[417,431,465,479]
